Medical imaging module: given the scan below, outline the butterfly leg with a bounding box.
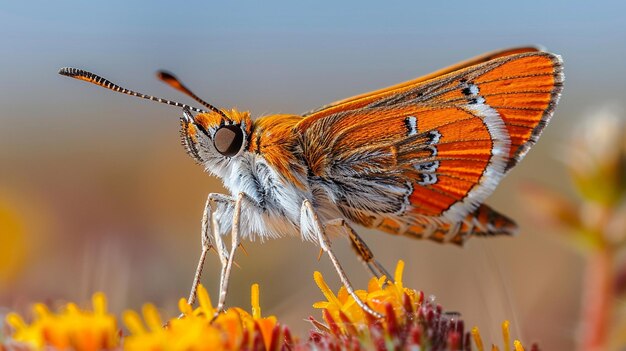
[325,218,392,280]
[186,193,233,306]
[216,192,244,312]
[301,200,383,319]
[186,195,214,305]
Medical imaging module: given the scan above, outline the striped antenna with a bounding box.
[157,70,226,117]
[58,67,208,114]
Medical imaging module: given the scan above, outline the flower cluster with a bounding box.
[3,261,535,351]
[309,260,533,351]
[123,284,291,351]
[5,293,118,351]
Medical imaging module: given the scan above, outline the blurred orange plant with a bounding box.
[523,106,626,351]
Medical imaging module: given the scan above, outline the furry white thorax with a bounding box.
[204,151,343,242]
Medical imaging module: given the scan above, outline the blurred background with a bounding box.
[1,1,626,350]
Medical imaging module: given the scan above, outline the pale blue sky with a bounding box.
[1,0,625,117]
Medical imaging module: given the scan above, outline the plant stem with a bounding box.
[579,248,614,351]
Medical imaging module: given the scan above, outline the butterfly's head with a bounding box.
[180,107,253,174]
[58,68,253,177]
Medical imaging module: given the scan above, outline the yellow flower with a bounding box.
[4,261,536,350]
[312,260,532,351]
[313,259,420,331]
[5,292,119,351]
[472,321,530,351]
[123,283,284,351]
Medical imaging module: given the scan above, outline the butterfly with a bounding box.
[59,46,563,318]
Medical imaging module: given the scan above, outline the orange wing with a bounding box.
[304,46,542,118]
[297,49,563,244]
[301,49,563,171]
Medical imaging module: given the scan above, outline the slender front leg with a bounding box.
[325,218,392,281]
[186,195,214,305]
[301,200,383,319]
[186,193,234,307]
[216,192,244,311]
[208,194,234,304]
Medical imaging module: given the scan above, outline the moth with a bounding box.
[59,46,563,317]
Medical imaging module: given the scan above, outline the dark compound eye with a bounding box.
[213,125,244,157]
